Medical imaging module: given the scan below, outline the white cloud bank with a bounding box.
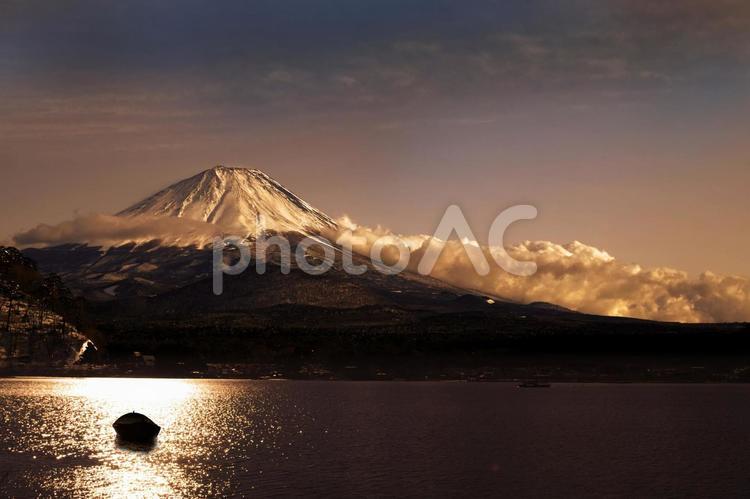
[333,216,750,324]
[14,214,224,248]
[13,213,750,323]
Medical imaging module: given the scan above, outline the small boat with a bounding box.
[113,412,161,442]
[517,380,551,388]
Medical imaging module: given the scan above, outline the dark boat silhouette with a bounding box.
[113,412,161,442]
[517,380,551,388]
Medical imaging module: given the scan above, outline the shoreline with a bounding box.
[4,358,750,383]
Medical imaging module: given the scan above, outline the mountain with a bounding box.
[23,165,467,303]
[118,165,337,235]
[15,166,750,375]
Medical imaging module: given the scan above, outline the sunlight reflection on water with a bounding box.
[54,378,202,497]
[0,378,297,498]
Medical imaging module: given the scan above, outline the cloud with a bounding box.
[5,0,749,146]
[13,214,224,248]
[14,212,750,323]
[333,217,750,323]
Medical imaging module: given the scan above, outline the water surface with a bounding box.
[1,378,749,498]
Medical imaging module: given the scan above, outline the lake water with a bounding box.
[0,378,749,498]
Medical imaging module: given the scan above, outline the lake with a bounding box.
[0,378,749,498]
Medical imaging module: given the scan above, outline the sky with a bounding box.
[1,0,749,278]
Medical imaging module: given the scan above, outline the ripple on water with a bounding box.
[2,379,750,498]
[0,378,310,497]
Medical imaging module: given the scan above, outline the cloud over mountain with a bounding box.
[14,214,223,248]
[335,217,750,323]
[14,211,750,323]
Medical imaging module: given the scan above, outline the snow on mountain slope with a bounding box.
[118,166,337,235]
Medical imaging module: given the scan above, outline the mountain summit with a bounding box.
[118,165,337,234]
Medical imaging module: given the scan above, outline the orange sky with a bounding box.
[1,0,749,279]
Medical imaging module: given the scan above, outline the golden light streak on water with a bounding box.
[57,378,201,497]
[0,378,290,497]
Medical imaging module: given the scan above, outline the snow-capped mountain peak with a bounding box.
[118,165,337,234]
